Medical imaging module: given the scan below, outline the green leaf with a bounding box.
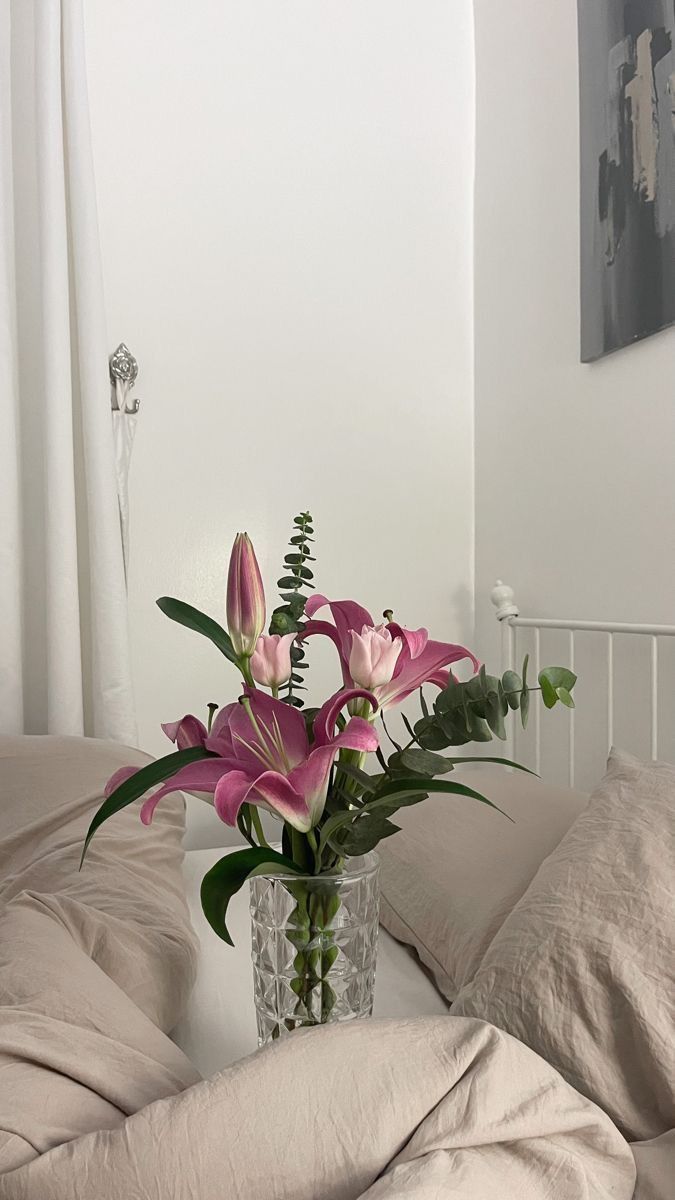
[201,848,302,945]
[280,593,307,617]
[538,666,577,692]
[81,746,212,865]
[414,715,452,751]
[362,776,512,820]
[521,654,530,729]
[156,598,238,664]
[444,755,537,774]
[277,576,303,590]
[485,691,506,739]
[502,670,522,708]
[318,808,359,849]
[269,610,303,635]
[333,763,378,792]
[538,666,577,709]
[440,705,492,743]
[331,815,400,857]
[397,748,455,776]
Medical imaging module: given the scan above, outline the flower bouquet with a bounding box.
[82,512,576,1043]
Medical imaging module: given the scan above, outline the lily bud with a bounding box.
[349,624,403,691]
[250,633,296,688]
[226,533,266,658]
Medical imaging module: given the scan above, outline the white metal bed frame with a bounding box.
[491,581,675,788]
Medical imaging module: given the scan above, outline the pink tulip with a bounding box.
[349,625,402,690]
[226,533,266,658]
[301,595,479,710]
[250,633,296,688]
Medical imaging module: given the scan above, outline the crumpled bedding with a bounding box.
[1,1016,635,1200]
[0,736,648,1198]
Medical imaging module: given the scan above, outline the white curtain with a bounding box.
[0,0,136,744]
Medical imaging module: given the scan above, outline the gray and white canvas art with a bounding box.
[579,0,675,361]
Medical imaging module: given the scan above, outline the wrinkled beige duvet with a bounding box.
[0,737,639,1198]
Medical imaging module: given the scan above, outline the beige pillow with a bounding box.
[0,735,199,1170]
[452,749,675,1142]
[378,764,587,999]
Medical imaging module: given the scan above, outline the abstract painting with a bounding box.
[579,0,675,361]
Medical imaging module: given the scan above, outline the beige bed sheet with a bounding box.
[0,735,644,1198]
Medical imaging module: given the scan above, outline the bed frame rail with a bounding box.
[491,581,675,787]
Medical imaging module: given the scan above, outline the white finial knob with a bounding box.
[491,580,519,621]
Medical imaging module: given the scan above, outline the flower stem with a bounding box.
[307,828,320,873]
[250,808,269,848]
[238,657,255,687]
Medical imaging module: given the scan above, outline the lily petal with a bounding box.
[313,688,378,747]
[287,744,342,827]
[247,771,313,832]
[139,758,236,824]
[377,638,479,709]
[304,596,375,652]
[333,716,380,755]
[104,765,139,798]
[161,714,208,749]
[387,624,429,663]
[226,687,308,773]
[205,703,239,757]
[213,768,258,826]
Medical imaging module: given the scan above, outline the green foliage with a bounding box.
[201,847,302,945]
[388,748,456,777]
[80,746,213,865]
[269,511,315,708]
[538,666,577,709]
[156,597,238,664]
[412,656,577,751]
[318,774,512,865]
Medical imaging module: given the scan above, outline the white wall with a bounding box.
[84,1,476,761]
[473,1,675,778]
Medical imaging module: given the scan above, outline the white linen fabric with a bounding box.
[453,749,675,1143]
[0,0,135,743]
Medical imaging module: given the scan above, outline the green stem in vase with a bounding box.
[282,877,341,1031]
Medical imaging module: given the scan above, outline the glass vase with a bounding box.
[249,853,380,1045]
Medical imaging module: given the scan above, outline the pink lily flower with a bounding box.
[103,689,378,832]
[104,755,239,826]
[301,595,479,710]
[213,687,379,833]
[103,709,240,824]
[161,713,209,749]
[102,713,212,804]
[250,633,296,689]
[227,533,266,658]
